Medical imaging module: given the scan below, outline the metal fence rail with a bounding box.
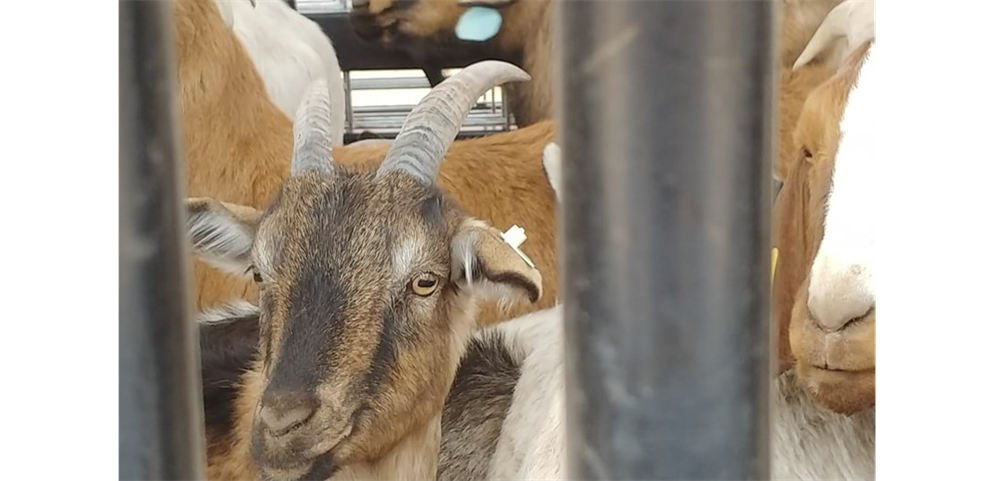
[119,1,205,479]
[302,7,516,140]
[556,1,777,479]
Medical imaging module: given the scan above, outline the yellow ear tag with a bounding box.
[771,247,779,287]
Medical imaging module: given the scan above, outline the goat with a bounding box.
[186,61,547,481]
[213,0,347,145]
[773,0,876,416]
[770,0,877,477]
[348,0,555,128]
[193,147,561,481]
[171,0,558,322]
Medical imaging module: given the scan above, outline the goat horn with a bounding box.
[290,79,335,176]
[376,60,530,184]
[793,0,875,71]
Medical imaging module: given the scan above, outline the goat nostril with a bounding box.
[259,396,317,437]
[811,305,872,333]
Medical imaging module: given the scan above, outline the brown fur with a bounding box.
[772,40,874,415]
[349,0,554,127]
[172,0,558,323]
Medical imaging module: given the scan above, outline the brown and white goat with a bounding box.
[773,0,876,417]
[171,0,558,321]
[348,0,555,127]
[189,62,545,481]
[770,3,877,478]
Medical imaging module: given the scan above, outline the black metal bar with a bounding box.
[556,1,777,479]
[120,1,206,479]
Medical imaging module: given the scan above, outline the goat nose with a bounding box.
[259,393,318,436]
[352,0,370,8]
[807,261,874,332]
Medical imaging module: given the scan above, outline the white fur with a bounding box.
[476,304,874,480]
[807,47,876,330]
[541,142,563,205]
[349,139,394,148]
[187,207,255,276]
[484,304,566,481]
[195,299,260,324]
[215,0,347,146]
[392,237,423,282]
[771,372,875,480]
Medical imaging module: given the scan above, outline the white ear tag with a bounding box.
[502,224,536,269]
[455,6,503,42]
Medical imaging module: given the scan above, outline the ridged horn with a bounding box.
[290,79,334,176]
[793,0,875,71]
[376,60,531,184]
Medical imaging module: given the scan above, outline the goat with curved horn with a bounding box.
[793,0,875,71]
[377,60,532,184]
[290,78,335,176]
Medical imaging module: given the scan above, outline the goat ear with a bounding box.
[185,198,262,276]
[542,142,563,205]
[792,0,875,71]
[451,220,543,314]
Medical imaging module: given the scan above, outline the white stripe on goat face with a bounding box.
[807,49,876,331]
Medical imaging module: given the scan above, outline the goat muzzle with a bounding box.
[348,3,392,43]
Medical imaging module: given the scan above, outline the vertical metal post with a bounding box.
[344,70,354,135]
[120,1,206,479]
[556,1,777,479]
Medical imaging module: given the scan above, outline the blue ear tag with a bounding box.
[455,6,503,42]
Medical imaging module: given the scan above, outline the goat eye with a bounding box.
[246,265,263,284]
[410,274,439,296]
[802,147,814,161]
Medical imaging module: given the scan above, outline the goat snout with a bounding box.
[807,259,874,332]
[259,392,318,437]
[349,15,389,42]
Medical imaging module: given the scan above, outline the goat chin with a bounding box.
[439,304,874,481]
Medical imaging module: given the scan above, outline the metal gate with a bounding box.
[119,0,776,478]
